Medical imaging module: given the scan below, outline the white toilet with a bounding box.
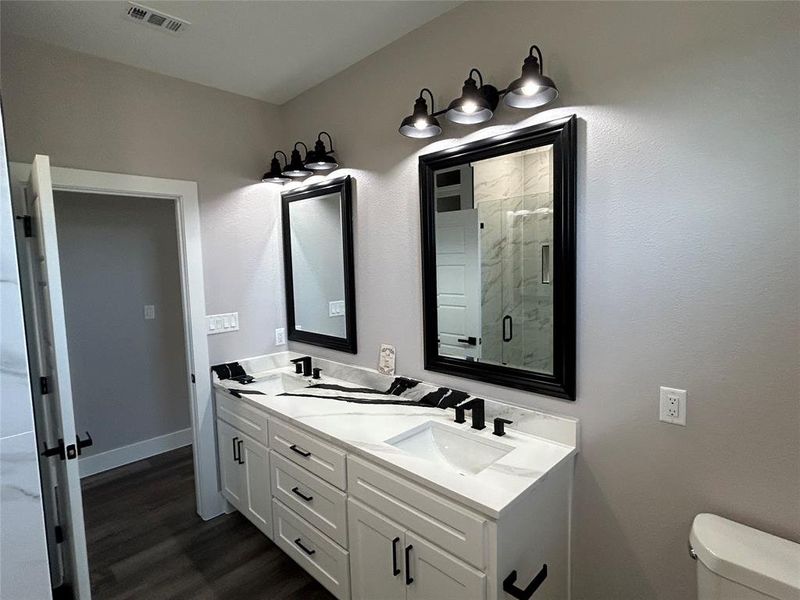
[690,513,800,600]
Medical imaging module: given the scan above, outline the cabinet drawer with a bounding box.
[347,456,487,569]
[273,499,350,600]
[270,419,347,490]
[216,391,269,446]
[271,451,348,548]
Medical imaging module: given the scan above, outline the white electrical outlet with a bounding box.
[659,386,687,426]
[275,327,286,345]
[329,300,345,317]
[206,312,239,335]
[144,305,155,320]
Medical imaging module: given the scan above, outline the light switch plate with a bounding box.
[144,305,155,320]
[275,327,286,345]
[206,312,239,335]
[329,300,346,317]
[659,386,687,426]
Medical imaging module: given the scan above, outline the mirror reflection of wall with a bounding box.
[288,192,346,338]
[435,144,554,374]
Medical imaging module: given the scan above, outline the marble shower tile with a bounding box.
[0,431,51,599]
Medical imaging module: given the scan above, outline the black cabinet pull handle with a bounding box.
[289,444,311,458]
[503,315,513,342]
[237,439,244,464]
[502,564,548,600]
[291,486,313,502]
[404,545,414,585]
[391,537,401,576]
[294,538,315,556]
[232,436,240,462]
[457,336,477,346]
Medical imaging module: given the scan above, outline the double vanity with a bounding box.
[212,353,578,600]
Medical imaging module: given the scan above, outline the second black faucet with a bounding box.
[291,356,313,377]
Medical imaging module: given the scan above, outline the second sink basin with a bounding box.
[385,421,513,476]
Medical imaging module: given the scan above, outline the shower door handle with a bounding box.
[503,315,513,342]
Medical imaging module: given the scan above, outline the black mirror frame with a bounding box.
[282,175,357,354]
[419,115,576,400]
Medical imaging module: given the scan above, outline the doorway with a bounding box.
[10,158,220,599]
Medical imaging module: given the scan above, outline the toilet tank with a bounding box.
[690,513,800,600]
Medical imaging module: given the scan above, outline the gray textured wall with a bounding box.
[279,3,800,599]
[54,191,190,454]
[0,32,287,366]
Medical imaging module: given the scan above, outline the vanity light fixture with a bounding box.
[398,43,558,138]
[445,69,498,125]
[503,45,559,109]
[261,151,291,184]
[284,142,313,178]
[305,131,339,171]
[398,88,442,138]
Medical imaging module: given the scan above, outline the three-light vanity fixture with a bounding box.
[399,44,558,138]
[261,131,339,184]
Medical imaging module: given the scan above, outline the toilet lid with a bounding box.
[690,513,800,600]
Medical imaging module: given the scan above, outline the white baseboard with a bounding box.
[79,428,193,478]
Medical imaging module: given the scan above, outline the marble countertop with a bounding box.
[214,367,576,519]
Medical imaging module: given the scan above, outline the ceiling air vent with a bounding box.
[124,2,190,35]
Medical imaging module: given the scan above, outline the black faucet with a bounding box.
[493,418,513,436]
[454,398,485,430]
[290,356,313,377]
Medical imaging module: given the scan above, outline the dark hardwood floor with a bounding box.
[81,446,334,600]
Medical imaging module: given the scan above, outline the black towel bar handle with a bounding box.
[503,564,547,600]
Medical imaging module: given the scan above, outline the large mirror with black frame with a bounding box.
[419,116,576,399]
[282,176,357,353]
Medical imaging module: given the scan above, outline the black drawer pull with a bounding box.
[289,444,311,458]
[291,486,313,502]
[404,544,414,585]
[391,537,400,576]
[457,336,477,346]
[237,439,244,464]
[294,538,315,556]
[503,564,547,600]
[232,436,240,462]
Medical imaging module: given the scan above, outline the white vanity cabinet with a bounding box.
[215,393,273,538]
[348,498,486,600]
[214,388,574,600]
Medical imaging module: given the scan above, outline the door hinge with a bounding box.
[54,525,64,544]
[16,215,32,237]
[40,376,49,395]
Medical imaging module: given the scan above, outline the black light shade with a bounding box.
[305,132,339,171]
[284,142,313,178]
[504,45,558,109]
[446,69,495,125]
[262,151,290,183]
[399,88,442,138]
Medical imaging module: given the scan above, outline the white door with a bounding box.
[435,209,481,360]
[240,436,272,538]
[348,498,406,600]
[405,532,486,600]
[216,419,244,508]
[19,155,92,599]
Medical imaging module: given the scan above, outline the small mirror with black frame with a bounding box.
[419,116,576,399]
[282,175,357,353]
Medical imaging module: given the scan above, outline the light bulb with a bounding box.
[414,118,428,130]
[521,81,540,96]
[461,100,477,114]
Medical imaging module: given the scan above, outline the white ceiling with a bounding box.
[1,0,459,105]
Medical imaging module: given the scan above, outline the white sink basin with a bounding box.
[385,421,513,476]
[251,373,308,395]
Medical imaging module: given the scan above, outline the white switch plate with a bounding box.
[206,312,239,335]
[275,327,286,345]
[329,300,345,317]
[144,305,155,320]
[659,386,687,426]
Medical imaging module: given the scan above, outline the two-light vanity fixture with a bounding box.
[399,44,558,138]
[261,131,338,184]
